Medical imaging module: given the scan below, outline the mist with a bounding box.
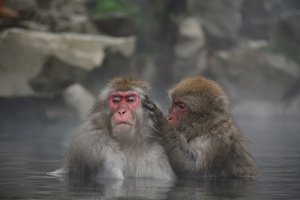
[0,0,300,199]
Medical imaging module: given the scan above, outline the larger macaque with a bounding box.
[145,76,258,178]
[53,77,175,180]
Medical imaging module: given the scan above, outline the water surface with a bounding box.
[0,116,300,199]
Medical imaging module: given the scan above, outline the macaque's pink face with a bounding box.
[167,100,187,128]
[109,91,141,134]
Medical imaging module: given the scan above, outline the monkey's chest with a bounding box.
[121,145,169,179]
[122,151,154,177]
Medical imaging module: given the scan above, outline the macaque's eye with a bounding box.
[127,95,136,103]
[112,96,121,104]
[176,102,186,110]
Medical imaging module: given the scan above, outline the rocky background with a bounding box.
[0,0,299,134]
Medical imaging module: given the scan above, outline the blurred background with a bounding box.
[0,0,300,199]
[1,0,300,118]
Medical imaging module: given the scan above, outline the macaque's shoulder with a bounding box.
[70,121,113,148]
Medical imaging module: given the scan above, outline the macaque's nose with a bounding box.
[114,106,132,124]
[167,115,173,121]
[118,107,127,116]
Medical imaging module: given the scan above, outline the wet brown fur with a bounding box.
[109,77,151,93]
[154,76,258,178]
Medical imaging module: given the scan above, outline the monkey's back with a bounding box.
[192,120,258,178]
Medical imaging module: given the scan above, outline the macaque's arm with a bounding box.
[142,98,202,174]
[64,121,125,179]
[160,129,201,174]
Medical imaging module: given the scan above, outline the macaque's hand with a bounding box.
[142,96,168,135]
[142,95,158,112]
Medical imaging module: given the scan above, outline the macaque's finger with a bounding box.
[142,95,157,111]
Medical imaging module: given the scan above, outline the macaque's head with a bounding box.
[167,76,229,128]
[97,77,151,142]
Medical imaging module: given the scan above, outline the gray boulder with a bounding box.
[188,0,242,49]
[173,17,207,80]
[0,28,136,97]
[272,13,300,64]
[240,0,275,39]
[29,56,88,95]
[92,14,136,37]
[209,45,300,116]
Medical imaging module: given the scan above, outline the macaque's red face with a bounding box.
[109,91,141,135]
[167,100,187,128]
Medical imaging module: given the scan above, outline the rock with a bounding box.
[175,17,205,58]
[63,84,95,120]
[92,14,136,37]
[173,17,207,80]
[62,15,99,34]
[17,20,49,31]
[0,0,20,19]
[5,0,37,14]
[187,0,242,49]
[0,28,136,97]
[272,13,300,63]
[82,51,134,95]
[2,0,99,34]
[210,48,300,102]
[34,0,93,33]
[209,47,300,116]
[5,0,36,9]
[29,56,89,95]
[240,0,275,39]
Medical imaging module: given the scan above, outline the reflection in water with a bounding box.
[67,178,174,200]
[0,117,300,199]
[168,179,257,200]
[63,177,256,200]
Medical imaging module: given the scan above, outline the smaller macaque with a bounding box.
[51,77,175,180]
[144,76,258,178]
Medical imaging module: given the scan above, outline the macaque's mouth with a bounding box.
[167,118,178,127]
[113,123,133,134]
[167,117,175,122]
[113,122,133,128]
